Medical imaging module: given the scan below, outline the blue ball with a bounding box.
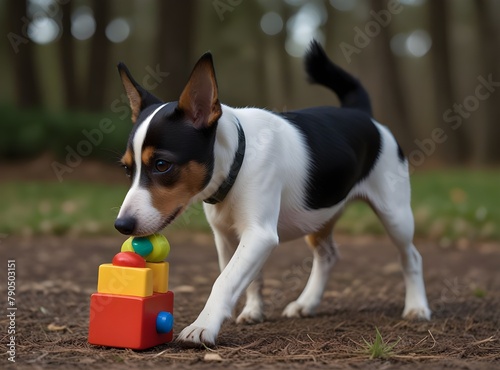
[156,312,174,334]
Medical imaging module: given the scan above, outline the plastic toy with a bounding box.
[88,234,174,350]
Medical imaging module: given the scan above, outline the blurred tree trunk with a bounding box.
[371,0,416,154]
[7,0,42,108]
[255,20,270,107]
[276,3,293,106]
[59,1,79,109]
[325,4,337,53]
[85,0,111,111]
[475,0,500,164]
[429,0,469,164]
[156,0,196,102]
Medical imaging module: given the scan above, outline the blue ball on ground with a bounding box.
[156,311,174,334]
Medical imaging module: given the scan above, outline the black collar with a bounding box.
[204,119,245,204]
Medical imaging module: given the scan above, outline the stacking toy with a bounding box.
[88,234,174,350]
[121,233,170,262]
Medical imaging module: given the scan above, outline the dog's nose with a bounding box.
[114,217,136,235]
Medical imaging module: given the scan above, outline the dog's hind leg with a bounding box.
[236,272,264,324]
[365,166,431,320]
[282,216,340,318]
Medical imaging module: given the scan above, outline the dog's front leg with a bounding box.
[210,221,265,325]
[177,226,279,346]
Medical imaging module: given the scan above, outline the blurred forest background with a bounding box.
[1,0,499,240]
[2,0,500,165]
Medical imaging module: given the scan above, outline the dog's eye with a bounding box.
[155,160,172,173]
[122,165,132,178]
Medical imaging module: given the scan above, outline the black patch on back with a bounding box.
[396,141,405,162]
[281,106,381,209]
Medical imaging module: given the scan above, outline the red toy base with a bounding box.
[88,291,174,350]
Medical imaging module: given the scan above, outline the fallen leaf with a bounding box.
[382,262,400,275]
[40,307,49,315]
[174,285,195,293]
[193,275,210,284]
[79,358,96,364]
[324,290,341,298]
[47,323,67,331]
[204,353,223,361]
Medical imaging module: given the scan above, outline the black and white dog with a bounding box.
[114,41,430,346]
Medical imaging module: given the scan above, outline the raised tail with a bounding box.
[304,40,372,116]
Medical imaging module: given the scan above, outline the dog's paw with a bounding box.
[236,307,265,325]
[282,301,316,318]
[176,325,217,347]
[402,305,431,321]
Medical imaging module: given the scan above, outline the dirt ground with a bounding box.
[1,232,499,369]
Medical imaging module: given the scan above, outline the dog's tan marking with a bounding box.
[119,69,142,124]
[305,217,337,248]
[121,148,134,167]
[178,54,222,129]
[150,161,208,218]
[141,146,155,166]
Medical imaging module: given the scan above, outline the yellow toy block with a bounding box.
[146,262,169,293]
[97,264,153,297]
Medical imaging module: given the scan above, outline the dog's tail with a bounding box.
[304,40,372,116]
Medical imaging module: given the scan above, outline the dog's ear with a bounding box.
[178,53,222,129]
[117,62,163,124]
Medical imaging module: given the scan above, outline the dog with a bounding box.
[114,40,431,346]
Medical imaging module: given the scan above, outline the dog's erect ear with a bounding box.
[178,53,222,129]
[117,62,163,124]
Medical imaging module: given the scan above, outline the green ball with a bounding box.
[144,234,170,262]
[121,237,134,253]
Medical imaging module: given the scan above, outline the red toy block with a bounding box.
[88,291,174,349]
